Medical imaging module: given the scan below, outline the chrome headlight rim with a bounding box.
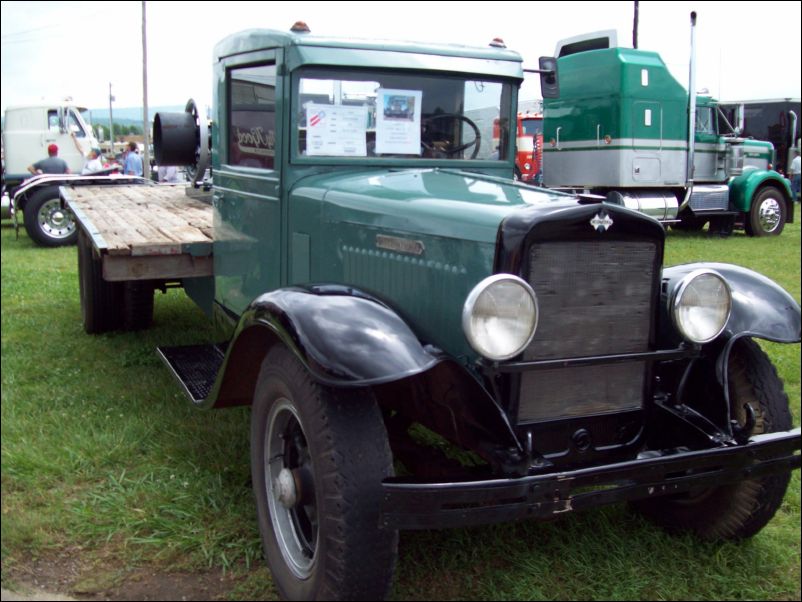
[671,268,732,344]
[462,273,539,361]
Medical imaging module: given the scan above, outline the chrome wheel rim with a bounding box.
[38,198,76,240]
[265,398,317,579]
[758,196,782,233]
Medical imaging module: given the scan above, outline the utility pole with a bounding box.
[109,82,115,153]
[142,0,150,177]
[633,0,639,49]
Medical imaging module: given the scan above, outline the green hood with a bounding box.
[288,168,573,357]
[295,168,572,244]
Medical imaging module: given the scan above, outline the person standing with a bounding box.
[123,141,143,176]
[27,143,71,175]
[790,149,801,203]
[81,148,105,174]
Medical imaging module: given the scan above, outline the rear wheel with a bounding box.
[23,185,78,246]
[77,229,122,334]
[251,346,398,600]
[633,338,793,540]
[122,280,154,331]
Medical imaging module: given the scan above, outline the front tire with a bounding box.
[251,346,398,600]
[23,185,78,246]
[746,187,786,236]
[633,338,793,540]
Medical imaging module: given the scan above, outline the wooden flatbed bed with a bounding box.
[62,184,214,282]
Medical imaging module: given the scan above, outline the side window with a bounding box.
[68,111,86,137]
[696,107,715,135]
[229,63,277,168]
[48,110,60,133]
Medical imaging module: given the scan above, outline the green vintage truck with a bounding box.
[65,23,800,601]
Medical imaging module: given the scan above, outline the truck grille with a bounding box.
[518,241,657,424]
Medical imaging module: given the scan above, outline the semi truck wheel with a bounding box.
[77,229,122,333]
[23,185,78,246]
[632,338,793,540]
[251,346,398,601]
[745,187,786,236]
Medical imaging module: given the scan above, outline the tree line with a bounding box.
[97,124,144,139]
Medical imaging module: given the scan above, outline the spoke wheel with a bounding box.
[251,346,398,600]
[266,398,318,579]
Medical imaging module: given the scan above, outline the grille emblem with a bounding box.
[591,211,614,232]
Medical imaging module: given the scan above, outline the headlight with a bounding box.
[523,162,532,171]
[672,269,732,343]
[462,274,538,360]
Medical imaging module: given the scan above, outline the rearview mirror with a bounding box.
[539,57,559,99]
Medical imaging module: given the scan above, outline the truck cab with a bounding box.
[495,111,544,184]
[542,32,793,236]
[3,101,98,186]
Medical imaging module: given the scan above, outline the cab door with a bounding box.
[693,105,719,181]
[213,50,284,317]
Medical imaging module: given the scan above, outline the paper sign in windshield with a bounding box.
[375,89,422,155]
[305,103,368,156]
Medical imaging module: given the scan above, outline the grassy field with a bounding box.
[1,217,800,601]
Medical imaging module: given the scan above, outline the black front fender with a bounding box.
[662,262,800,394]
[233,285,442,387]
[210,285,525,470]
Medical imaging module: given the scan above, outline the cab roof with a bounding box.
[214,28,524,79]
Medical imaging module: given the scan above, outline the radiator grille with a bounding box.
[518,241,657,424]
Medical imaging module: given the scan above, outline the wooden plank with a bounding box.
[102,254,214,281]
[64,184,214,259]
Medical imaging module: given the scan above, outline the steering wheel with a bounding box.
[421,114,481,159]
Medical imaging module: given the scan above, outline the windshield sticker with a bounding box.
[305,103,368,157]
[375,89,422,155]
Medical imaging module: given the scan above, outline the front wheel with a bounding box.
[23,185,78,246]
[633,338,793,540]
[745,187,786,236]
[251,346,398,600]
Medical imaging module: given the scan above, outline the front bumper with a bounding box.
[380,428,800,530]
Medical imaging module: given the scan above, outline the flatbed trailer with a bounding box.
[62,183,214,333]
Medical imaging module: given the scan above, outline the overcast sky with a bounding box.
[2,0,800,116]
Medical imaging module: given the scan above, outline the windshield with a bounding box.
[294,67,513,161]
[522,118,542,136]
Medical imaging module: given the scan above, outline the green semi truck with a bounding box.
[542,20,795,236]
[57,22,800,601]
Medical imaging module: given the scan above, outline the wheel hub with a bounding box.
[38,199,76,238]
[274,467,298,508]
[758,197,781,232]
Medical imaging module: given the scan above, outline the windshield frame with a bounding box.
[289,66,517,169]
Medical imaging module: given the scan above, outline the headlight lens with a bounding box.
[672,270,732,343]
[462,274,538,360]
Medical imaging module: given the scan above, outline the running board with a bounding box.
[157,344,225,404]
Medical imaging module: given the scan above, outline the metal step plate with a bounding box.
[157,344,225,404]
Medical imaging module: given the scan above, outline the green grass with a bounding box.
[1,218,800,600]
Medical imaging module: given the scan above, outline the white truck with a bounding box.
[2,99,101,245]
